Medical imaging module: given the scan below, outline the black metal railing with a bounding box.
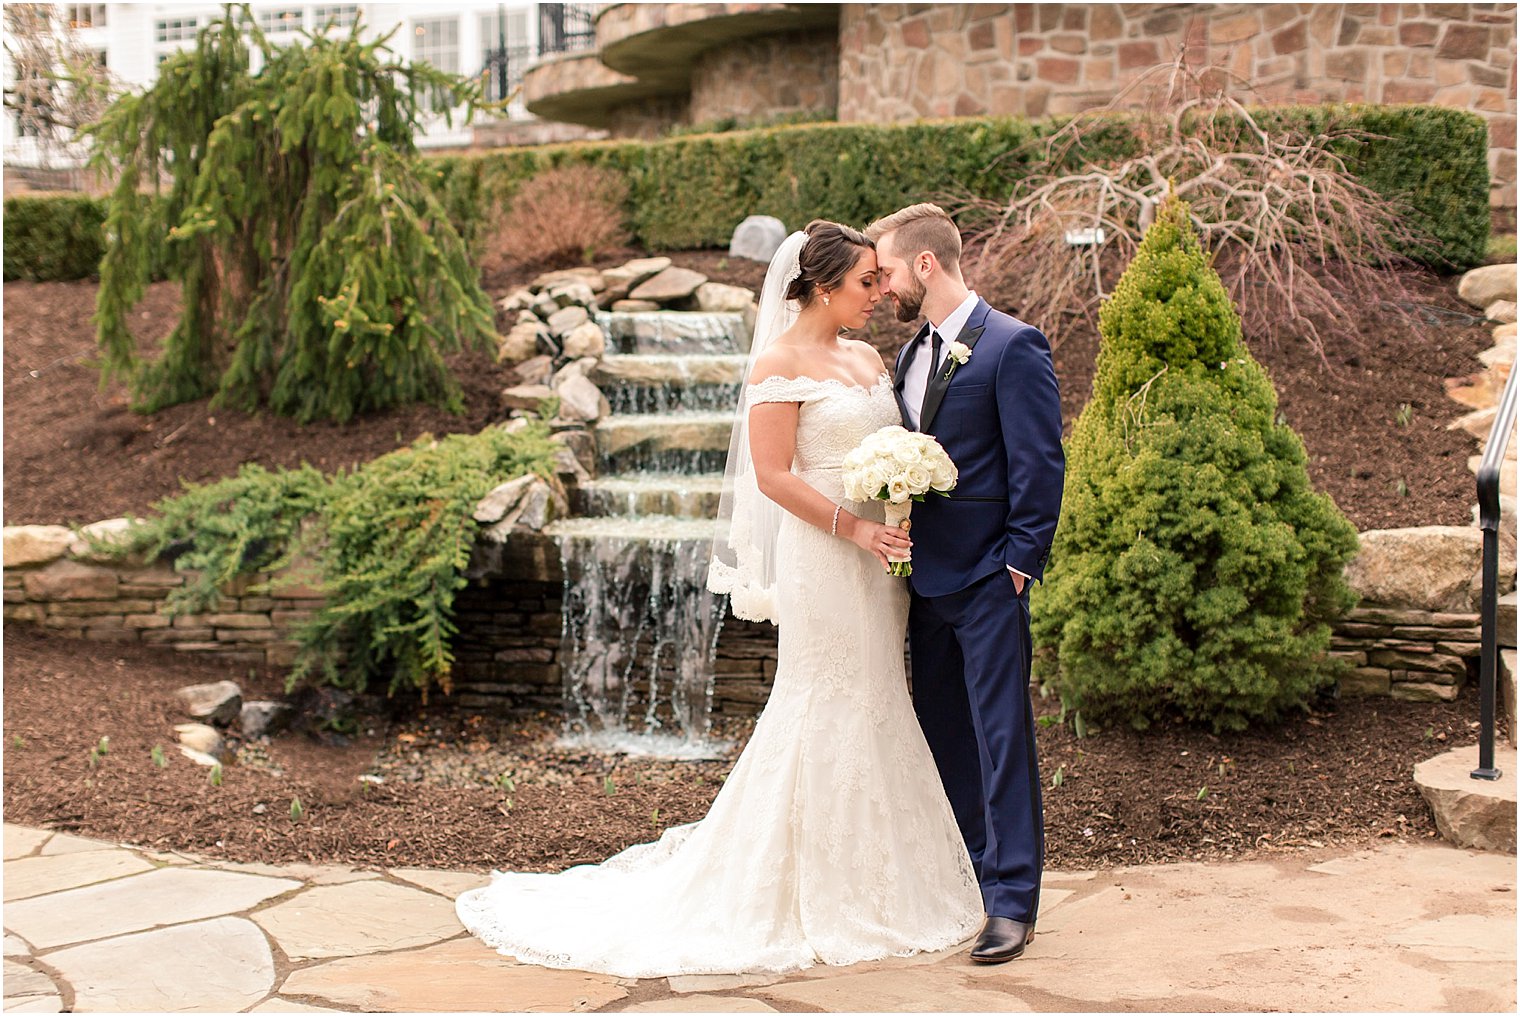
[538,3,597,55]
[1472,357,1517,780]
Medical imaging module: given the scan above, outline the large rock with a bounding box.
[1345,527,1482,612]
[550,357,600,390]
[23,559,118,601]
[472,475,537,524]
[3,526,74,567]
[548,282,596,308]
[1486,300,1518,324]
[603,257,670,293]
[729,214,787,262]
[561,321,606,360]
[495,322,542,364]
[1413,745,1516,852]
[498,384,555,414]
[695,282,756,313]
[555,374,610,423]
[532,267,605,293]
[176,681,243,725]
[611,299,660,312]
[481,478,565,540]
[1458,264,1518,309]
[513,354,554,386]
[240,701,293,739]
[68,518,141,563]
[630,267,709,304]
[497,287,535,313]
[174,722,225,758]
[546,304,590,338]
[1500,591,1517,648]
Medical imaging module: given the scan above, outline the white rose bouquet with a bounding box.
[840,425,958,576]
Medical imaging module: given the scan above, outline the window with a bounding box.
[478,10,531,104]
[413,18,460,74]
[155,18,198,42]
[312,5,359,31]
[67,4,107,29]
[257,8,304,33]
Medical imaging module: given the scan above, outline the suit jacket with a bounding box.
[893,298,1065,598]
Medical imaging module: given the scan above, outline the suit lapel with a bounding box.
[894,322,931,430]
[920,301,991,433]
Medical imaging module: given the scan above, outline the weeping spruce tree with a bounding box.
[1032,195,1359,733]
[85,5,494,423]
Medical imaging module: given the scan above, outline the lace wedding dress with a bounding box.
[454,373,984,978]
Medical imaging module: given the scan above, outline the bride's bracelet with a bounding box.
[831,505,843,537]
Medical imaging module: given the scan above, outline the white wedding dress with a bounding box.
[455,373,983,978]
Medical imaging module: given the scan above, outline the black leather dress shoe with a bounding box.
[969,916,1032,964]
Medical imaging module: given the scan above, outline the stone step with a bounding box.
[594,412,734,474]
[1413,745,1517,853]
[596,311,747,356]
[546,515,717,543]
[573,473,723,519]
[593,355,744,415]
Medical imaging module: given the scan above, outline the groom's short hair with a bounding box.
[865,203,962,271]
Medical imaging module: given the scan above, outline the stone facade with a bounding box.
[689,29,841,126]
[606,94,690,140]
[838,3,1517,219]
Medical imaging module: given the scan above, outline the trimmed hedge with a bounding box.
[5,104,1491,281]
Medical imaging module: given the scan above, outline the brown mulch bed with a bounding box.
[1,253,1492,530]
[2,624,1488,872]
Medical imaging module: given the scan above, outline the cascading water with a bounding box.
[545,311,747,759]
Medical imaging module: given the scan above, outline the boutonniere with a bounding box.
[943,340,971,379]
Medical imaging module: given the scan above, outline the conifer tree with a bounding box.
[85,4,493,422]
[1032,195,1359,732]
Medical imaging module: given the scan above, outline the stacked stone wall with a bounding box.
[3,527,315,669]
[7,522,1506,715]
[838,2,1517,221]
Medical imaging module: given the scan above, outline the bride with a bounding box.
[455,221,983,977]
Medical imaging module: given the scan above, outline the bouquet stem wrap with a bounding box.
[883,500,914,577]
[840,425,959,579]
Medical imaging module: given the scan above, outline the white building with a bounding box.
[3,2,584,174]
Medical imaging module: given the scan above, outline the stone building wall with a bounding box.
[688,29,841,126]
[837,2,1517,220]
[605,94,690,140]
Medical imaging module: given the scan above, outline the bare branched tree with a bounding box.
[4,3,118,174]
[957,53,1436,359]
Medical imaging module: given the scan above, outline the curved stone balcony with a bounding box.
[523,3,840,129]
[521,50,670,129]
[596,3,840,91]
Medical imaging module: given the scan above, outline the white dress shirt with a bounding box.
[900,290,980,431]
[899,290,1030,588]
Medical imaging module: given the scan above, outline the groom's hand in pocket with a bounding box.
[1007,567,1027,596]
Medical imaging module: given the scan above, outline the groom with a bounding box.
[866,204,1064,964]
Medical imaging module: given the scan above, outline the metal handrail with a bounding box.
[1472,357,1518,780]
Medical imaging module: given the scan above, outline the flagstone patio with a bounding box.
[2,823,1514,1012]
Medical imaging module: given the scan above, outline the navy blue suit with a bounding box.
[893,298,1064,924]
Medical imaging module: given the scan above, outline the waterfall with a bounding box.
[546,311,746,759]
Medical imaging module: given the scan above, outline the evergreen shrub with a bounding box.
[105,422,557,700]
[1031,196,1360,733]
[84,8,495,423]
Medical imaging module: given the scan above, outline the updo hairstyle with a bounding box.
[785,219,874,307]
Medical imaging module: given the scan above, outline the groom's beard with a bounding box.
[890,274,925,323]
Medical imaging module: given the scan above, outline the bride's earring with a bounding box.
[822,294,831,306]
